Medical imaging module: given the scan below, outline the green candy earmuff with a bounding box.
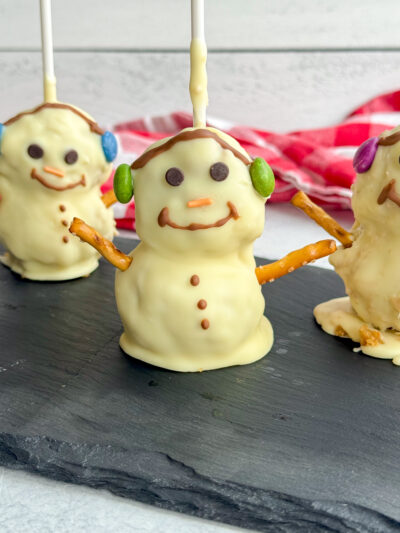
[114,163,134,203]
[250,157,275,197]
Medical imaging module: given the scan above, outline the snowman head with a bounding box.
[116,127,274,255]
[352,126,400,230]
[0,103,117,194]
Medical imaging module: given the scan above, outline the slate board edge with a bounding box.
[0,433,398,533]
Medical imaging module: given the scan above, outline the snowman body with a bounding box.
[0,104,115,280]
[116,242,272,372]
[329,135,400,331]
[314,128,400,364]
[0,180,114,280]
[114,127,274,371]
[330,230,400,330]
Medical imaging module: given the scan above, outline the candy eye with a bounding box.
[210,162,229,181]
[165,167,184,186]
[64,150,78,165]
[27,144,44,159]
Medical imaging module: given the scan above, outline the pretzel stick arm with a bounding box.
[101,189,117,208]
[69,217,132,271]
[291,191,353,248]
[256,239,337,285]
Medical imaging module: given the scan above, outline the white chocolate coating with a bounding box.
[314,297,400,366]
[315,126,400,362]
[190,38,208,128]
[115,128,273,371]
[0,105,115,280]
[44,74,57,103]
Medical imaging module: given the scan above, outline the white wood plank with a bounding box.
[1,51,399,133]
[1,0,400,51]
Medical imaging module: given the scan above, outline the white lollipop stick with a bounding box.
[190,0,208,128]
[191,0,205,40]
[40,0,57,102]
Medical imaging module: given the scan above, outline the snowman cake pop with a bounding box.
[292,128,400,365]
[69,0,335,371]
[0,0,117,281]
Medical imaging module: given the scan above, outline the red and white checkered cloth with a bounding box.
[103,90,400,231]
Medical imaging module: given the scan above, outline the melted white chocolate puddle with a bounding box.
[314,297,400,366]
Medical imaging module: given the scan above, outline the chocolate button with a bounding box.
[190,275,200,286]
[201,319,210,330]
[59,204,66,212]
[27,144,44,159]
[197,299,207,310]
[210,162,229,181]
[64,149,78,165]
[165,167,184,187]
[62,236,69,243]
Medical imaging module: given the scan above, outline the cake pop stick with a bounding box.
[291,191,353,248]
[101,189,117,208]
[255,239,337,285]
[40,0,57,102]
[190,0,208,127]
[69,218,131,271]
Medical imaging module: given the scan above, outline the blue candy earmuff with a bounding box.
[101,130,118,162]
[0,124,4,154]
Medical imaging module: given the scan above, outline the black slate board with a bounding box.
[0,238,400,532]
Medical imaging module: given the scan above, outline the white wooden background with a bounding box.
[0,2,399,532]
[1,0,400,131]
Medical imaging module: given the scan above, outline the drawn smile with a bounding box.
[31,168,86,191]
[158,201,239,231]
[377,179,400,208]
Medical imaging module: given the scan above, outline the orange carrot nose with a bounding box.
[187,197,213,208]
[43,166,65,178]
